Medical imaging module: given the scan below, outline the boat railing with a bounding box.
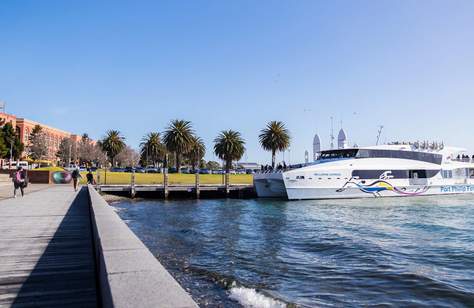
[451,156,474,163]
[256,169,285,174]
[256,163,309,174]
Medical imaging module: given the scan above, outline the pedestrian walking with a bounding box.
[13,166,27,198]
[71,166,82,192]
[86,169,95,185]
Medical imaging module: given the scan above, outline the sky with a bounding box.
[1,0,474,164]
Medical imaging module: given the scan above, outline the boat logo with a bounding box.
[379,171,394,180]
[336,176,428,197]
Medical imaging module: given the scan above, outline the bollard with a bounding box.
[195,172,200,199]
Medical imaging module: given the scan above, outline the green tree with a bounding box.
[140,132,165,167]
[163,120,194,172]
[213,130,246,173]
[77,134,95,166]
[187,135,206,171]
[259,121,290,168]
[0,131,8,158]
[28,125,48,162]
[28,125,42,143]
[100,130,126,166]
[2,123,17,158]
[3,123,25,160]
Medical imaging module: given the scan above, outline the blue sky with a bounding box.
[1,1,473,164]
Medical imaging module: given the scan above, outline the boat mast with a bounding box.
[376,125,384,145]
[330,116,334,149]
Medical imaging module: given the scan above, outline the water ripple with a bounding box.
[113,196,474,307]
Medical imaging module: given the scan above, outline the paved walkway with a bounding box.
[0,186,98,307]
[0,183,54,201]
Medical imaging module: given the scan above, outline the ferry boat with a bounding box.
[254,143,474,200]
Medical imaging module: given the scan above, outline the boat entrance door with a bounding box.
[409,170,428,186]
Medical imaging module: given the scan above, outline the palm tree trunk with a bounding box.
[176,152,181,173]
[271,150,276,169]
[225,159,231,193]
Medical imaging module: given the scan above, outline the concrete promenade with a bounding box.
[0,185,198,308]
[0,186,98,307]
[0,183,52,201]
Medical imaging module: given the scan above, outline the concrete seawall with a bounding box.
[87,185,198,308]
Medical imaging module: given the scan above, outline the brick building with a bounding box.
[0,112,82,163]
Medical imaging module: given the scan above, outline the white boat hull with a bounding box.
[253,173,287,198]
[286,184,474,200]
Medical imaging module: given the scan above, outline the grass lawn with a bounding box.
[34,166,65,172]
[80,171,253,185]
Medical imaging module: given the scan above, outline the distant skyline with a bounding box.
[1,1,474,164]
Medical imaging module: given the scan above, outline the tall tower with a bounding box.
[337,129,347,149]
[313,134,320,161]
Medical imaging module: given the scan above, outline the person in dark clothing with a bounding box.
[13,166,26,198]
[71,166,82,192]
[86,170,94,185]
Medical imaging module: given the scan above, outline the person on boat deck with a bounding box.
[13,166,27,198]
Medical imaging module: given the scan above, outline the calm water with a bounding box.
[112,196,474,308]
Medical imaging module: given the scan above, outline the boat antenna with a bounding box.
[330,116,334,149]
[376,125,384,145]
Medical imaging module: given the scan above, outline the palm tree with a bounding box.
[101,130,125,166]
[259,121,290,168]
[140,132,165,167]
[162,120,194,172]
[214,130,246,173]
[187,135,206,171]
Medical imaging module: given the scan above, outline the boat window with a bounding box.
[408,170,438,178]
[319,149,359,159]
[319,148,442,164]
[356,149,370,158]
[352,170,409,179]
[296,175,305,180]
[470,169,474,179]
[442,170,453,178]
[453,168,468,178]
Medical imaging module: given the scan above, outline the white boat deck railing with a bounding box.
[451,157,474,163]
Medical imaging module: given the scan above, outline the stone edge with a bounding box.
[87,185,198,308]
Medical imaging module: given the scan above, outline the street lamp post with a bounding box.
[288,147,291,166]
[9,138,13,170]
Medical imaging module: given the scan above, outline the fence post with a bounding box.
[97,170,101,192]
[164,169,169,199]
[131,169,136,198]
[225,172,230,196]
[195,172,200,199]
